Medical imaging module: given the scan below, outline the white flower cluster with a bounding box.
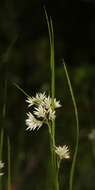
[26,92,61,131]
[0,160,4,176]
[55,145,70,160]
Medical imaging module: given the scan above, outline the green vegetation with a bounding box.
[0,1,95,190]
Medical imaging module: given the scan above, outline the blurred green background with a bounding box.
[0,0,95,190]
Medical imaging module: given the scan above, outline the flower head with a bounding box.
[33,105,46,118]
[26,92,61,131]
[26,92,46,107]
[55,145,70,160]
[42,96,51,109]
[26,97,35,107]
[0,160,4,176]
[42,96,61,109]
[54,98,61,108]
[35,92,46,104]
[26,112,43,131]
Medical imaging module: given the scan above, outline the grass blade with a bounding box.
[63,62,79,190]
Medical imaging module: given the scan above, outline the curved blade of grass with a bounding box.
[0,79,7,190]
[44,7,55,142]
[44,7,52,70]
[0,36,17,190]
[49,18,59,190]
[63,62,79,190]
[13,82,31,98]
[50,17,55,100]
[7,136,11,190]
[0,35,18,63]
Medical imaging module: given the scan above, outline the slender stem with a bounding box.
[50,20,59,190]
[50,18,55,145]
[44,7,52,59]
[50,17,59,190]
[49,18,58,190]
[47,121,59,190]
[44,9,59,190]
[0,130,4,190]
[0,79,7,156]
[50,18,55,100]
[0,37,17,189]
[13,82,30,98]
[0,79,7,190]
[0,130,4,160]
[56,159,61,190]
[63,63,79,190]
[7,137,11,190]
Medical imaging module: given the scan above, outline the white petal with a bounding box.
[49,108,56,120]
[26,112,43,131]
[0,161,4,169]
[34,105,46,118]
[54,99,62,108]
[35,92,46,105]
[26,97,35,107]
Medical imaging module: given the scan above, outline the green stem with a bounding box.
[50,18,56,146]
[44,9,59,190]
[7,137,11,190]
[0,130,4,190]
[47,122,59,190]
[49,18,58,190]
[0,79,7,156]
[0,79,7,189]
[63,63,79,190]
[13,83,30,98]
[56,159,61,190]
[50,20,59,190]
[0,130,4,160]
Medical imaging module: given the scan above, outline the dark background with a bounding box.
[0,0,95,189]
